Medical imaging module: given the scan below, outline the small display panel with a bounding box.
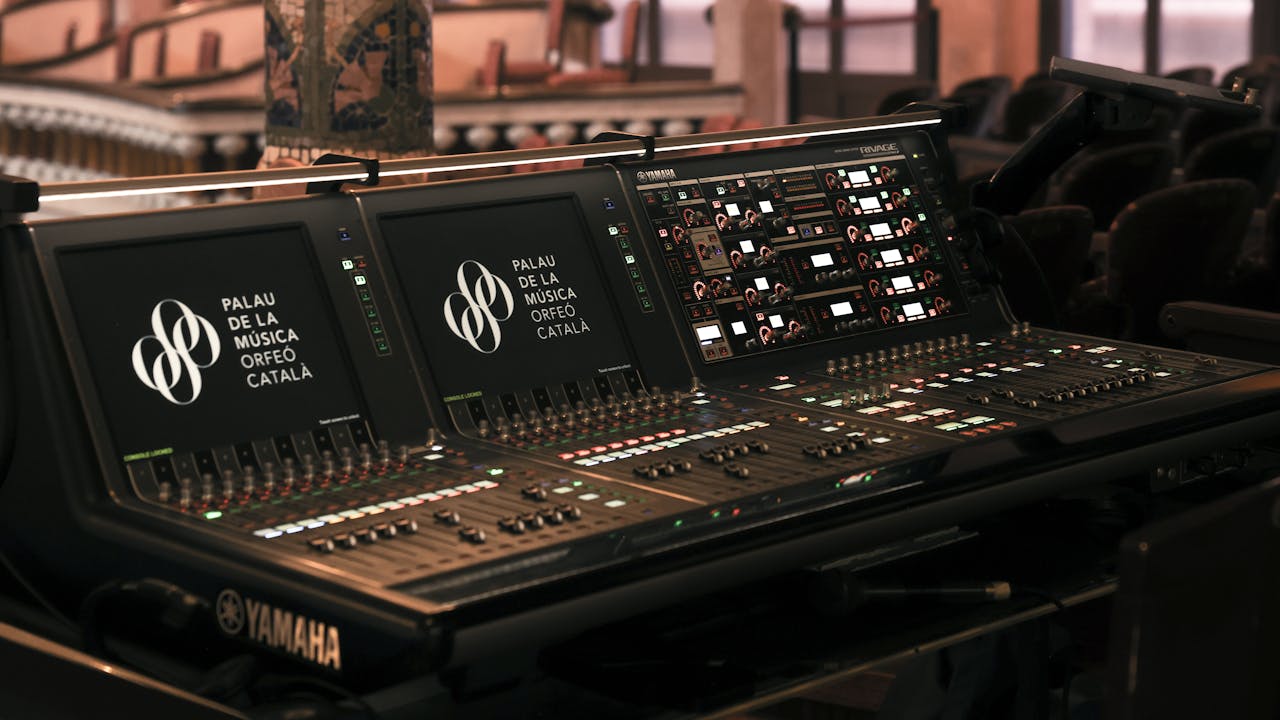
[380,196,634,401]
[630,131,969,363]
[57,228,364,460]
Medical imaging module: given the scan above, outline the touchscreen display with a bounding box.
[58,227,364,459]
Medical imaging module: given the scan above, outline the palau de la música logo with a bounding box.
[131,299,222,405]
[443,260,514,353]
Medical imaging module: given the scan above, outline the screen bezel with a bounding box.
[353,166,695,422]
[613,125,1011,382]
[27,196,378,502]
[375,193,639,403]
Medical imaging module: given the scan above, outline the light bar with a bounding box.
[41,171,370,202]
[35,113,944,203]
[654,117,943,154]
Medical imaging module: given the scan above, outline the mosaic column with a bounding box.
[261,0,433,164]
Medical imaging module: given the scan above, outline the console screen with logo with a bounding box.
[627,130,971,364]
[57,227,364,459]
[379,196,634,400]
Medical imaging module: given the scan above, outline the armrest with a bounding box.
[1160,301,1280,363]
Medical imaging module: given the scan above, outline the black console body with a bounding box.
[2,112,1278,691]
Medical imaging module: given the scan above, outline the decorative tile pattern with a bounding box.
[264,0,433,162]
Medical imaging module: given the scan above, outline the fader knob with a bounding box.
[221,470,236,499]
[158,481,172,503]
[393,518,419,534]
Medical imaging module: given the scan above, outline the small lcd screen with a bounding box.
[380,197,633,400]
[57,227,364,459]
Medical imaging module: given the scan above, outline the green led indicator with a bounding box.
[573,480,583,487]
[674,519,684,528]
[487,468,504,476]
[204,511,223,520]
[711,510,722,519]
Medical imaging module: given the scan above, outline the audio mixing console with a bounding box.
[2,111,1278,688]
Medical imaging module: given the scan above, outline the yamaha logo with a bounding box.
[216,588,245,634]
[215,588,342,671]
[131,299,222,405]
[636,168,678,184]
[443,260,514,354]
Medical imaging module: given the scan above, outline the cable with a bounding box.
[964,206,1063,329]
[252,674,377,720]
[0,546,77,630]
[78,578,209,661]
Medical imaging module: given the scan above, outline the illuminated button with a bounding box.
[552,486,575,494]
[354,275,367,286]
[578,493,600,502]
[604,499,627,508]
